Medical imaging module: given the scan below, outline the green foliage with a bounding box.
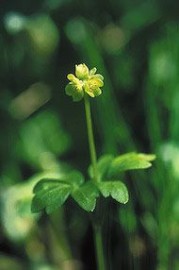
[0,1,178,269]
[32,180,71,214]
[18,111,71,169]
[0,177,40,241]
[72,181,99,212]
[32,171,84,214]
[31,171,99,213]
[32,153,155,214]
[108,153,156,177]
[89,153,155,181]
[98,181,129,204]
[119,206,137,234]
[88,154,113,180]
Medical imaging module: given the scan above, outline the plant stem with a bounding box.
[84,94,98,181]
[84,94,106,270]
[93,225,106,270]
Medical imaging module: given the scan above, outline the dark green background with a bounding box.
[0,0,179,269]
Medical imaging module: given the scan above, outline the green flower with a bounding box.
[75,63,89,80]
[65,64,104,101]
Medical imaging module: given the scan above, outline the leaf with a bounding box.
[98,181,129,204]
[64,170,84,187]
[31,170,85,214]
[108,153,156,177]
[72,181,99,212]
[19,111,71,169]
[33,170,84,193]
[88,155,114,180]
[33,179,66,193]
[31,180,71,214]
[1,180,37,241]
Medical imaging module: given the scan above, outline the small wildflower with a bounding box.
[65,64,104,101]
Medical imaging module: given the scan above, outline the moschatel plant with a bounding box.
[31,64,155,270]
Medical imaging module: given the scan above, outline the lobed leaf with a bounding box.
[32,180,71,214]
[33,179,65,193]
[72,181,99,212]
[108,153,156,177]
[33,170,84,193]
[98,181,129,204]
[64,170,84,187]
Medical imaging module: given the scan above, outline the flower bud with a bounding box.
[75,64,89,80]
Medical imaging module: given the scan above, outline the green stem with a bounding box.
[84,94,106,270]
[93,225,106,270]
[84,94,98,181]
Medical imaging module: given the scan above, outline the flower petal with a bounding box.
[75,64,89,79]
[65,83,84,102]
[84,78,103,98]
[88,77,104,88]
[89,68,97,75]
[93,87,102,96]
[67,74,76,81]
[91,74,104,82]
[84,83,95,97]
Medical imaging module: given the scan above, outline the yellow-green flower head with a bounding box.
[65,64,104,102]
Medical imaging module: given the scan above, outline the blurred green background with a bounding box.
[0,0,179,269]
